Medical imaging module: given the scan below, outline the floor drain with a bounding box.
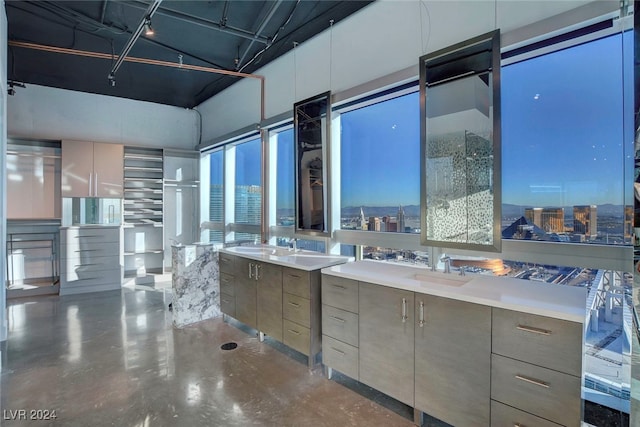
[221,342,238,351]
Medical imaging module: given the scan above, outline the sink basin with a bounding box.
[409,273,469,287]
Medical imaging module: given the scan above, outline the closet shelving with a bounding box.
[123,147,164,281]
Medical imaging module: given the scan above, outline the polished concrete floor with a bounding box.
[0,286,414,426]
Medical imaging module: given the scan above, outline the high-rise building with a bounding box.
[360,207,367,231]
[368,216,381,232]
[524,207,564,233]
[235,185,262,224]
[383,216,397,232]
[573,205,597,238]
[624,205,633,241]
[397,205,405,233]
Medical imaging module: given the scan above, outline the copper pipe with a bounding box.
[9,40,266,119]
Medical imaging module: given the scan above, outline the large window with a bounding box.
[274,128,294,226]
[501,32,633,245]
[234,137,262,241]
[207,149,223,243]
[340,92,420,234]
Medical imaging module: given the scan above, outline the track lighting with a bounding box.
[144,17,154,36]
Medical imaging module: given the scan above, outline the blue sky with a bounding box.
[217,32,633,211]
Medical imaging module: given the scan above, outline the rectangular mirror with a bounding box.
[294,91,331,235]
[420,30,501,252]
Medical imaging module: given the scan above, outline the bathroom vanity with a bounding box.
[218,245,352,367]
[321,260,586,427]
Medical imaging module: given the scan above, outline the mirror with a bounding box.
[420,30,501,252]
[294,91,331,235]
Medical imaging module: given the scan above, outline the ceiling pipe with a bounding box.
[9,40,266,120]
[238,0,283,68]
[125,1,270,45]
[108,0,163,85]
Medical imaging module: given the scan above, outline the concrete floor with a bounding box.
[0,287,414,426]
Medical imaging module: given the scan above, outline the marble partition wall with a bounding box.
[171,243,221,328]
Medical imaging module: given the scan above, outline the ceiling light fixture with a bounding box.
[144,17,154,36]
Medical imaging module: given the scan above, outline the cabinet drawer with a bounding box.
[323,335,358,380]
[61,241,120,260]
[283,319,310,356]
[491,354,581,427]
[61,267,122,287]
[322,305,358,347]
[219,272,235,296]
[283,267,310,298]
[491,400,562,427]
[321,275,358,313]
[60,255,121,274]
[60,227,120,245]
[219,252,236,274]
[220,293,236,318]
[283,293,310,328]
[492,308,582,376]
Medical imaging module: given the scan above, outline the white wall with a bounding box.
[1,0,8,345]
[8,84,200,149]
[196,0,601,141]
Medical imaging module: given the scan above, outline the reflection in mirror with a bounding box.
[420,30,501,251]
[294,92,330,235]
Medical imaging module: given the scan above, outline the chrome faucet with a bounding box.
[442,256,451,274]
[459,265,466,276]
[289,238,298,252]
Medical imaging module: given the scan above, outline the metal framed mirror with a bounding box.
[294,91,331,235]
[420,30,501,252]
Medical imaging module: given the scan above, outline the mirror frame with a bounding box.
[419,30,502,252]
[294,91,331,236]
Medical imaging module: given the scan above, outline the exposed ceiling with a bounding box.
[6,0,373,108]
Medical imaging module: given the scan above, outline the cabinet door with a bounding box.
[414,295,491,426]
[62,140,94,197]
[234,257,257,329]
[93,142,123,197]
[257,262,283,341]
[359,282,415,406]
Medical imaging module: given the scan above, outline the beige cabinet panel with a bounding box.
[359,281,414,406]
[62,140,94,197]
[93,142,123,197]
[256,262,283,341]
[414,296,491,427]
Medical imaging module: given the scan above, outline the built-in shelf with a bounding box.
[123,146,165,280]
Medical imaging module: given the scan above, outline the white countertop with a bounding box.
[322,260,587,323]
[220,245,353,272]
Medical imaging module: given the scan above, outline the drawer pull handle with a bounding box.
[517,325,552,336]
[419,301,425,327]
[514,424,526,427]
[401,298,408,323]
[330,316,345,323]
[331,347,345,356]
[331,284,346,289]
[74,235,101,238]
[289,274,301,279]
[221,258,230,263]
[287,329,301,336]
[515,374,549,388]
[288,301,301,308]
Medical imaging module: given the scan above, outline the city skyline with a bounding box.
[213,33,632,223]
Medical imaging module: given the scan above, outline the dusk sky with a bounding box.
[217,32,632,212]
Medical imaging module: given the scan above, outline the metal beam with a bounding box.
[100,0,109,24]
[124,1,270,45]
[238,0,282,68]
[108,0,162,84]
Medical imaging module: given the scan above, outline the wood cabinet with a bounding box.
[219,252,236,318]
[321,274,583,427]
[322,276,359,380]
[234,256,258,329]
[257,262,283,341]
[359,281,415,407]
[219,252,323,367]
[62,140,123,198]
[414,295,491,426]
[491,308,583,427]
